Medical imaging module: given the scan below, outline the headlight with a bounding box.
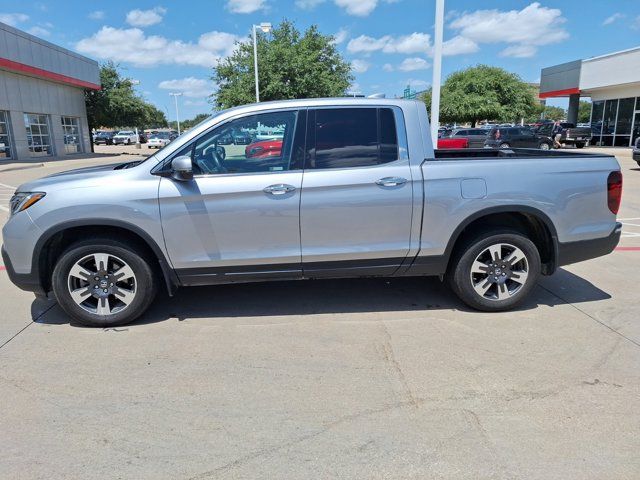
[9,192,46,216]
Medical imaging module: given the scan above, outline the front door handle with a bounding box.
[376,177,407,187]
[263,184,296,195]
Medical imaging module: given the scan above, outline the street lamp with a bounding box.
[252,22,272,102]
[430,0,445,146]
[169,92,183,135]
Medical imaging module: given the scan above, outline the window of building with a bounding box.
[310,107,399,169]
[24,114,53,157]
[0,111,12,160]
[61,116,83,154]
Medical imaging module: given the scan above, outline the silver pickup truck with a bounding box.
[2,98,623,327]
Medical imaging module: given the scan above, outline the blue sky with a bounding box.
[2,0,640,120]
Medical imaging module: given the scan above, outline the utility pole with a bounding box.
[252,22,272,102]
[430,0,445,146]
[169,92,183,135]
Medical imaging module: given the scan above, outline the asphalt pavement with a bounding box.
[0,148,639,480]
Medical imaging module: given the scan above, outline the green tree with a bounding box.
[525,105,566,123]
[212,20,353,108]
[169,113,211,131]
[85,62,167,132]
[578,100,591,123]
[421,65,539,127]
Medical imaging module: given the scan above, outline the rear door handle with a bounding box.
[376,177,407,187]
[263,184,296,195]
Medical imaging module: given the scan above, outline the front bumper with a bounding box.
[2,246,45,295]
[556,222,622,267]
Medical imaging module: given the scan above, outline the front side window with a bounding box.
[61,116,82,154]
[24,114,53,157]
[310,107,399,169]
[185,110,301,175]
[0,111,12,159]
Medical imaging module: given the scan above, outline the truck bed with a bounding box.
[432,148,607,160]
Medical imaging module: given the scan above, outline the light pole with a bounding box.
[430,0,445,146]
[169,92,183,135]
[252,22,272,102]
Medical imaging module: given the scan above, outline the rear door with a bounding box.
[300,106,414,277]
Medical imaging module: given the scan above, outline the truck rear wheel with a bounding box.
[575,142,585,149]
[447,230,541,312]
[51,238,157,327]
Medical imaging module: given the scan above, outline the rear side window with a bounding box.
[310,107,399,169]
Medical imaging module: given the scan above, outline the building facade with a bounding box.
[0,22,100,161]
[540,47,640,147]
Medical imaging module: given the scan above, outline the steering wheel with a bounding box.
[199,144,227,173]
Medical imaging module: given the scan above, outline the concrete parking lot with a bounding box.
[1,149,639,479]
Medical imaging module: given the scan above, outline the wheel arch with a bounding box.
[444,206,559,275]
[33,219,179,295]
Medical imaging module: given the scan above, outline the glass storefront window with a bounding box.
[0,111,12,159]
[602,99,618,135]
[590,101,604,144]
[616,97,634,135]
[61,116,82,154]
[632,112,640,147]
[24,113,53,157]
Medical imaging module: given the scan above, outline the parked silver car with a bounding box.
[2,98,622,327]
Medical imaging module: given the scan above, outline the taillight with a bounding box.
[607,171,622,214]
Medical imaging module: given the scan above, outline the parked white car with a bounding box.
[147,132,173,149]
[112,131,138,145]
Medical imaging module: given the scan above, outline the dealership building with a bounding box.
[0,21,100,161]
[540,46,640,147]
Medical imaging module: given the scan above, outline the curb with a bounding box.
[0,163,45,173]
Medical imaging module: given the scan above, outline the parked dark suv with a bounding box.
[485,127,553,150]
[633,138,640,166]
[93,131,116,145]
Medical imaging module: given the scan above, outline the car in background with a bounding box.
[437,137,468,149]
[147,132,174,149]
[93,131,116,145]
[485,127,553,150]
[633,138,640,166]
[112,131,138,145]
[245,139,282,158]
[447,128,488,148]
[536,122,592,149]
[233,131,252,145]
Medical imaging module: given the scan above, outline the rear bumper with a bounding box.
[2,245,45,295]
[556,223,622,267]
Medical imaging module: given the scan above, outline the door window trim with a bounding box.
[152,107,307,177]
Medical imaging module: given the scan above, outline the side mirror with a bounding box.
[171,155,193,181]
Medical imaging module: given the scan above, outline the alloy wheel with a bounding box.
[469,243,529,301]
[67,253,137,316]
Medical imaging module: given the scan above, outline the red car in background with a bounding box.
[245,139,283,158]
[437,137,469,149]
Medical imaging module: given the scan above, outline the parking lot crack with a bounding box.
[379,322,419,409]
[538,284,640,349]
[0,321,34,351]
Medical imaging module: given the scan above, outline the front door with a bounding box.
[300,107,414,277]
[159,109,306,285]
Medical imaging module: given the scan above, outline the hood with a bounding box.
[16,160,145,192]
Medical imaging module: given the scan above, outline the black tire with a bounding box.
[447,230,541,312]
[538,142,551,150]
[52,238,157,327]
[575,143,585,149]
[499,142,511,149]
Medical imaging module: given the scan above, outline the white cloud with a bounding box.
[76,27,241,68]
[448,2,568,57]
[331,28,348,45]
[334,0,377,16]
[351,59,370,73]
[398,57,430,71]
[603,13,624,26]
[499,44,537,58]
[158,77,211,98]
[347,32,431,55]
[88,10,105,20]
[383,63,393,72]
[0,13,29,26]
[632,15,640,30]
[126,7,167,27]
[226,0,266,14]
[295,0,325,9]
[404,78,429,90]
[27,26,50,37]
[442,35,479,56]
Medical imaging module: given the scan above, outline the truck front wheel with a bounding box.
[447,230,541,312]
[51,238,157,327]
